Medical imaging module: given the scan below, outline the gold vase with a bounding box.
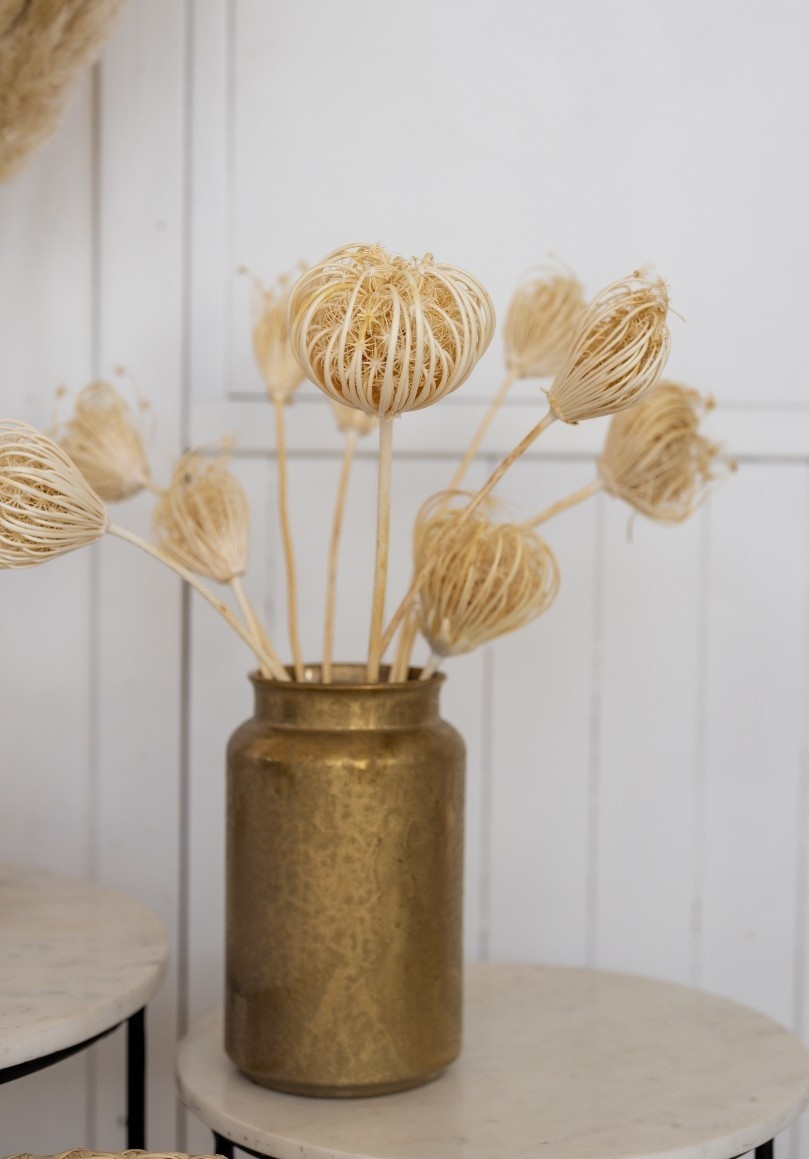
[225,664,465,1097]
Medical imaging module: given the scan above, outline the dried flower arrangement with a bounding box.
[0,243,732,685]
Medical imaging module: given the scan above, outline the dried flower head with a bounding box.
[0,420,107,567]
[329,398,377,438]
[547,269,670,423]
[413,492,559,658]
[288,243,495,416]
[0,0,125,184]
[504,263,586,378]
[58,379,151,501]
[599,381,728,523]
[243,267,305,404]
[153,451,249,582]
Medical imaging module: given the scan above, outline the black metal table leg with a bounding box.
[213,1133,234,1158]
[126,1006,146,1147]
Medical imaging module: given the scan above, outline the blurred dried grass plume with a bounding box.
[599,381,728,522]
[504,263,586,378]
[414,492,559,673]
[58,379,151,501]
[548,269,670,422]
[0,0,125,183]
[153,450,248,583]
[0,419,107,566]
[288,243,496,416]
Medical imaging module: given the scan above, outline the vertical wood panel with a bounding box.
[89,0,187,1146]
[595,503,705,983]
[488,457,599,964]
[701,465,809,1027]
[0,74,96,1151]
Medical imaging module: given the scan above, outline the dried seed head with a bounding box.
[548,269,670,423]
[413,492,559,657]
[288,243,495,416]
[153,451,249,582]
[599,381,729,523]
[504,263,586,378]
[329,398,377,438]
[58,379,152,501]
[0,420,107,567]
[244,267,306,404]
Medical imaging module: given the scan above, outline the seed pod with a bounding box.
[288,243,495,416]
[548,269,670,423]
[504,263,586,378]
[59,379,151,501]
[153,451,249,582]
[0,420,107,567]
[414,492,559,658]
[599,381,729,522]
[245,268,306,404]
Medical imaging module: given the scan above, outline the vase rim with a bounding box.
[249,663,445,690]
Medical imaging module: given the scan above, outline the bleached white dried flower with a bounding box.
[153,451,249,582]
[413,491,559,659]
[0,420,107,567]
[58,379,151,501]
[599,381,729,523]
[244,267,306,404]
[288,243,495,416]
[547,269,670,423]
[504,264,586,378]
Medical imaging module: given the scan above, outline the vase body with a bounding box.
[225,664,465,1097]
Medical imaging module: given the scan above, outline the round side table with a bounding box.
[0,862,169,1148]
[176,962,809,1159]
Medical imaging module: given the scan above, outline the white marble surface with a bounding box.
[177,961,809,1159]
[0,862,169,1068]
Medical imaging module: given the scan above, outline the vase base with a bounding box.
[238,1066,449,1099]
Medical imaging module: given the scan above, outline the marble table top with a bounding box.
[177,961,809,1159]
[0,861,169,1069]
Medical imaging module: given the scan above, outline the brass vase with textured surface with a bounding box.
[225,664,465,1097]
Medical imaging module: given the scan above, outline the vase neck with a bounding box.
[251,666,444,730]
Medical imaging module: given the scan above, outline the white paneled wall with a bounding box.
[1,0,808,1153]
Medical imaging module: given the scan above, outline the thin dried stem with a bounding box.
[230,575,288,681]
[446,368,518,493]
[367,416,393,682]
[322,430,358,683]
[419,651,442,682]
[389,606,420,683]
[107,523,285,679]
[273,396,304,680]
[526,477,603,527]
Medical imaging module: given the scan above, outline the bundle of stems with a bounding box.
[6,250,731,692]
